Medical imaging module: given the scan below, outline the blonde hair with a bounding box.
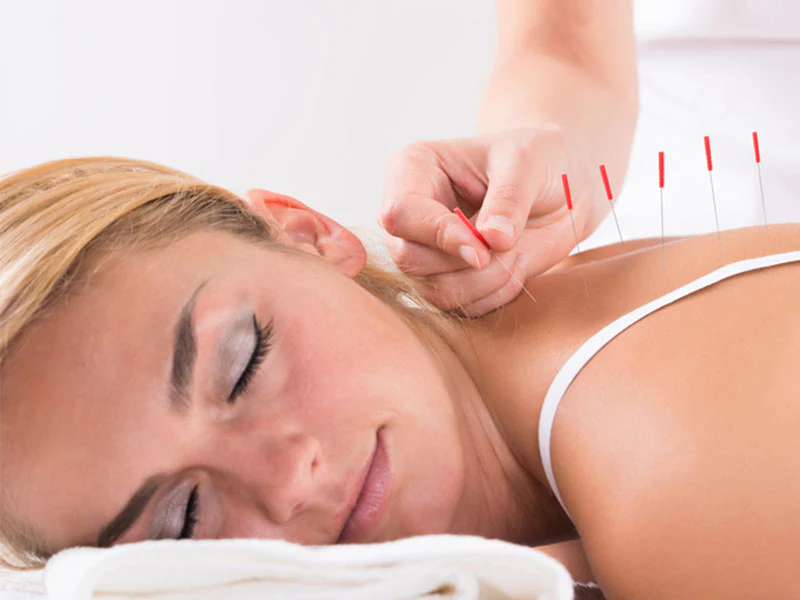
[0,157,464,570]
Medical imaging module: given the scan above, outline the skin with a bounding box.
[0,193,551,555]
[3,193,800,598]
[468,222,800,598]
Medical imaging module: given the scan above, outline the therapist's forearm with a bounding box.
[479,54,636,193]
[478,0,638,229]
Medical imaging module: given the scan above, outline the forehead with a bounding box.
[5,231,258,399]
[0,232,280,546]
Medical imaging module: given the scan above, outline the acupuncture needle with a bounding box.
[560,174,590,298]
[659,151,666,273]
[704,135,722,244]
[752,131,769,231]
[599,164,625,249]
[452,207,537,303]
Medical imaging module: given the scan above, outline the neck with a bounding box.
[418,317,574,546]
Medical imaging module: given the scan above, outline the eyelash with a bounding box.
[179,485,200,540]
[229,315,274,403]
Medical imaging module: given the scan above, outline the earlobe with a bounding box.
[242,188,367,278]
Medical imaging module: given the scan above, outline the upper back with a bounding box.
[466,224,800,598]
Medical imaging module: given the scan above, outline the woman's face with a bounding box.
[0,195,503,555]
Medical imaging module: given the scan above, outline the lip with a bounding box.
[336,427,391,544]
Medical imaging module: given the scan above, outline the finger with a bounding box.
[474,146,543,253]
[378,139,489,230]
[513,213,579,277]
[418,250,520,311]
[378,141,491,268]
[458,254,531,318]
[461,259,527,318]
[378,141,456,236]
[382,201,492,270]
[384,235,472,277]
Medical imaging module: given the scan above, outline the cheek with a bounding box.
[260,271,452,431]
[266,281,401,400]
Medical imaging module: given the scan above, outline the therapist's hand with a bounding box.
[377,126,604,317]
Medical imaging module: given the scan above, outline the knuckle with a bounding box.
[498,139,528,164]
[389,141,439,170]
[378,197,401,233]
[461,303,493,318]
[493,138,527,165]
[432,211,456,251]
[390,244,417,273]
[488,182,522,213]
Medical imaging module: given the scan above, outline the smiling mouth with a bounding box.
[336,426,391,544]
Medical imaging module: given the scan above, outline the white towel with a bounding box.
[43,534,573,600]
[0,569,46,600]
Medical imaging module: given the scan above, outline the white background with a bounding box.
[1,1,799,250]
[0,1,495,235]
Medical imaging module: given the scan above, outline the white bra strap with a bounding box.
[538,250,800,516]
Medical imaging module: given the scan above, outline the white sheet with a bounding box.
[42,534,573,600]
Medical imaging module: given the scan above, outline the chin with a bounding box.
[392,459,465,541]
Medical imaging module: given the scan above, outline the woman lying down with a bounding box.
[1,157,798,599]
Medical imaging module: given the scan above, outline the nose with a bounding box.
[264,433,322,523]
[216,430,323,525]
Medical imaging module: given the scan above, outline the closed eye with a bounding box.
[178,485,200,539]
[229,315,273,402]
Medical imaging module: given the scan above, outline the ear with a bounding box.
[241,188,367,278]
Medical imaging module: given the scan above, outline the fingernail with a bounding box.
[483,216,515,238]
[459,245,482,269]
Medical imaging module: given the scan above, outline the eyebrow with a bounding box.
[96,280,210,547]
[97,473,167,547]
[169,280,209,413]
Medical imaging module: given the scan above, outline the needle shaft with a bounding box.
[660,187,665,273]
[600,164,625,248]
[497,258,537,303]
[659,150,666,273]
[452,207,537,303]
[708,171,721,244]
[610,205,625,249]
[567,208,590,298]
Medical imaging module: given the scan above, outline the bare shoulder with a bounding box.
[551,223,800,598]
[551,222,800,272]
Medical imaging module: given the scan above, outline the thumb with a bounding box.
[475,161,535,253]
